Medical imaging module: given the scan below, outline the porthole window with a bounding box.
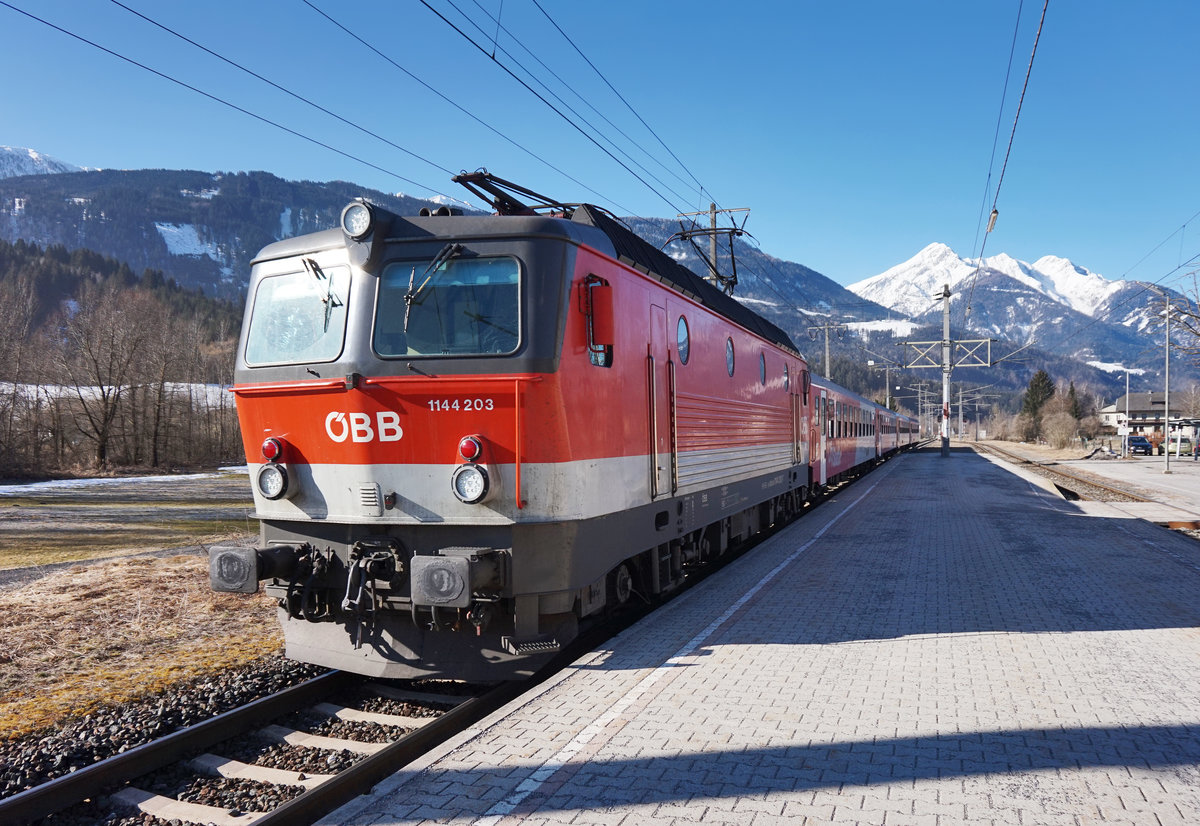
[759,353,766,385]
[677,316,690,364]
[725,337,735,376]
[784,363,790,391]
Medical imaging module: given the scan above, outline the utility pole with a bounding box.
[672,205,750,295]
[809,319,848,380]
[866,360,895,410]
[941,285,952,456]
[1124,369,1130,457]
[709,203,718,276]
[1147,287,1183,474]
[958,386,963,440]
[899,284,992,458]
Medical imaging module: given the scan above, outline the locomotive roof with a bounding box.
[570,205,800,356]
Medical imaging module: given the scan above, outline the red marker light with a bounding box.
[261,437,284,462]
[458,436,482,461]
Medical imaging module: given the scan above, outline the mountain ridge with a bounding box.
[2,145,1192,395]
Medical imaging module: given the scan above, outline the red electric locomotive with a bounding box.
[209,172,907,680]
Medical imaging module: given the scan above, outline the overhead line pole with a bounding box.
[898,284,993,458]
[673,205,750,294]
[808,319,848,380]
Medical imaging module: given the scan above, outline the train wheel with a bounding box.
[608,562,634,608]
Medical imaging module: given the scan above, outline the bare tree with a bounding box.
[1042,411,1079,449]
[1179,383,1200,417]
[1169,270,1200,365]
[0,276,44,474]
[49,283,158,469]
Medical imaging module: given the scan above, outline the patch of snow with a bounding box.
[0,467,248,497]
[155,222,223,261]
[735,296,779,309]
[1087,361,1147,375]
[847,319,918,337]
[279,207,293,238]
[2,382,232,407]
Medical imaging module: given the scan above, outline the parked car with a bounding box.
[1128,435,1153,455]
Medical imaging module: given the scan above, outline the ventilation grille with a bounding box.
[358,483,382,517]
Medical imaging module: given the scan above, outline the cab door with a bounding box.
[647,304,673,498]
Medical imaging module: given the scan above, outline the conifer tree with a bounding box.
[1022,370,1055,420]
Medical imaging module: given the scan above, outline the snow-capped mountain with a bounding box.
[849,242,1127,320]
[847,242,1192,379]
[0,145,85,178]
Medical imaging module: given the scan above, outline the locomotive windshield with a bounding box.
[244,264,350,365]
[375,256,519,356]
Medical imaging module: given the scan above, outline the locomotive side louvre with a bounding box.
[212,198,837,680]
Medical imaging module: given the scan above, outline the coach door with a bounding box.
[647,304,674,499]
[816,387,828,486]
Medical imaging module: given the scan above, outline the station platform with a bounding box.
[323,446,1200,826]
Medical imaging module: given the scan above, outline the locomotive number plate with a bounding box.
[428,397,496,412]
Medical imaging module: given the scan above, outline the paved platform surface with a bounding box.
[325,446,1200,826]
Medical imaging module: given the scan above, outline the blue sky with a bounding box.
[2,1,1198,288]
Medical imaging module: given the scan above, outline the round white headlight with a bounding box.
[451,464,489,504]
[341,201,373,239]
[256,463,289,500]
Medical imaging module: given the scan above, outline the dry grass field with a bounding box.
[0,552,282,738]
[0,470,281,739]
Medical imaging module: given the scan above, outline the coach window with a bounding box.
[758,352,766,385]
[726,337,735,376]
[784,363,790,391]
[677,316,690,365]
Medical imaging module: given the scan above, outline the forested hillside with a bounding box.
[0,239,242,477]
[0,168,435,299]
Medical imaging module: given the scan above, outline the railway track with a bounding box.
[0,671,525,825]
[972,441,1153,503]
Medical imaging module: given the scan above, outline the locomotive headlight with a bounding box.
[340,200,373,239]
[451,464,490,504]
[256,463,291,500]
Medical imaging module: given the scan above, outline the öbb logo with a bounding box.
[325,411,402,443]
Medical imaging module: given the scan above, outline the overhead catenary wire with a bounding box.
[302,0,632,214]
[445,0,699,210]
[105,0,456,179]
[527,0,715,207]
[415,0,689,217]
[968,0,1026,268]
[0,1,453,200]
[961,0,1050,332]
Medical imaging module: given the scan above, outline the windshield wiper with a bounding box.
[303,258,343,332]
[403,243,462,333]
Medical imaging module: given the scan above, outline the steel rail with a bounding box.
[972,442,1153,503]
[0,670,353,824]
[251,678,532,825]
